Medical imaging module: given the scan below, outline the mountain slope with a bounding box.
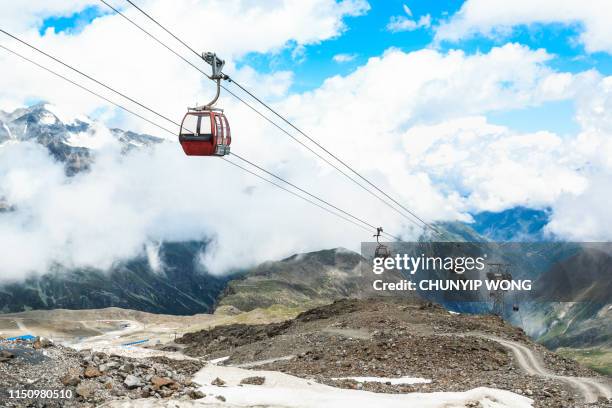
[0,241,231,315]
[468,207,550,241]
[218,248,411,312]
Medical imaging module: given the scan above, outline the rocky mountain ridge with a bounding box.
[0,103,163,174]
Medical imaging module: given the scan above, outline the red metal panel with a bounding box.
[208,112,217,146]
[180,140,214,156]
[221,113,231,146]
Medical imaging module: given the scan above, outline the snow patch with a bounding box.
[331,376,431,385]
[209,356,230,365]
[2,122,12,139]
[39,112,58,125]
[189,364,533,408]
[43,103,90,125]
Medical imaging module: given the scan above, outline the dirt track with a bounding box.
[482,334,612,403]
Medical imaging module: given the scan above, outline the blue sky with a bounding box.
[37,0,612,138]
[39,5,108,36]
[42,1,612,83]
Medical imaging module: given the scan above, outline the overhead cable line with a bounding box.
[123,0,204,61]
[222,157,374,236]
[0,43,175,136]
[117,0,441,236]
[231,154,400,240]
[98,0,428,232]
[0,37,397,240]
[0,28,178,130]
[229,79,441,235]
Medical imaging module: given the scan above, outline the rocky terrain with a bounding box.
[0,336,206,407]
[177,298,612,407]
[0,297,610,407]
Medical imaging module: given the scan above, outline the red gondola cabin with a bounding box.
[179,109,231,156]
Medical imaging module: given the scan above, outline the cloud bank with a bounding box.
[435,0,612,54]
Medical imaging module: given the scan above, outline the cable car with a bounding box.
[373,227,391,259]
[179,109,231,156]
[375,243,391,259]
[512,304,519,312]
[179,51,231,157]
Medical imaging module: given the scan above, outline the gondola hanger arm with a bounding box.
[193,52,229,111]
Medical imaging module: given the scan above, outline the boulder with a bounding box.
[124,374,143,389]
[60,368,82,386]
[189,390,206,399]
[99,361,120,372]
[84,366,102,378]
[150,376,175,390]
[211,377,226,386]
[240,376,265,385]
[0,350,14,362]
[76,382,96,399]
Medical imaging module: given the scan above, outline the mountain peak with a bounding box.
[0,102,164,174]
[17,102,90,126]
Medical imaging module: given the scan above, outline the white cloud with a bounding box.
[402,117,588,212]
[273,44,612,241]
[0,0,97,32]
[228,66,294,100]
[0,0,370,134]
[387,5,431,33]
[282,44,574,145]
[402,4,413,17]
[270,44,587,221]
[546,175,612,240]
[0,0,374,279]
[387,14,431,33]
[332,53,357,63]
[0,135,418,278]
[543,73,612,240]
[435,0,612,54]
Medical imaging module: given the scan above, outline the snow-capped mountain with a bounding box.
[0,102,164,174]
